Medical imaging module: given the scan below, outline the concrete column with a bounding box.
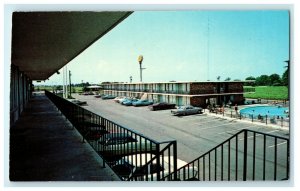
[10,64,33,125]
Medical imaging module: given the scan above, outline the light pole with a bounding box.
[138,55,146,82]
[130,76,132,83]
[69,70,72,98]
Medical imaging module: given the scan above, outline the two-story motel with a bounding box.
[102,81,254,108]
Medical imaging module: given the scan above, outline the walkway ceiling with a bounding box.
[11,11,132,81]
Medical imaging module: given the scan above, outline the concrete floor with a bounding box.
[9,94,120,181]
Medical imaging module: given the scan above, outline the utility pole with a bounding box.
[138,55,146,82]
[65,65,68,98]
[69,70,72,98]
[62,67,65,98]
[207,16,210,81]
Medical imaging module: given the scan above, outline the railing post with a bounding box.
[173,141,177,181]
[156,143,161,181]
[243,130,248,181]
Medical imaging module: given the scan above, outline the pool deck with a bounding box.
[205,103,290,131]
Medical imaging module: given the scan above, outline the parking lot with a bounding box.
[73,94,289,164]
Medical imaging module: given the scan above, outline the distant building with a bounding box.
[85,85,103,91]
[102,81,254,107]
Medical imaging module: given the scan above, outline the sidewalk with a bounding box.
[9,94,120,181]
[204,106,289,131]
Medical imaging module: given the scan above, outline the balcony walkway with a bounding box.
[9,93,120,181]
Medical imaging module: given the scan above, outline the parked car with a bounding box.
[81,122,110,141]
[148,102,176,111]
[113,96,126,103]
[132,99,154,107]
[118,97,129,104]
[121,98,138,106]
[70,99,87,106]
[112,153,198,181]
[171,105,203,116]
[83,91,94,95]
[98,133,156,161]
[102,95,117,100]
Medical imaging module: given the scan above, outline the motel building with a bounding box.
[102,81,255,108]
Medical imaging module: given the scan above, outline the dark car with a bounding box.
[148,102,176,111]
[80,122,110,141]
[97,133,156,161]
[70,99,87,105]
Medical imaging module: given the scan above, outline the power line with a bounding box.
[207,16,210,81]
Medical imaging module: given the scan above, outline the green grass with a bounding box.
[34,86,83,93]
[244,86,288,100]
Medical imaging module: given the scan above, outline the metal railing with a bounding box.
[127,141,178,181]
[45,91,177,181]
[45,91,289,181]
[165,129,289,181]
[211,109,289,128]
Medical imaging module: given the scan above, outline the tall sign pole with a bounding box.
[138,55,146,82]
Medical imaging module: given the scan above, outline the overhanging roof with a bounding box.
[11,11,132,80]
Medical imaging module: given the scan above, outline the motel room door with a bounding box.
[176,96,183,106]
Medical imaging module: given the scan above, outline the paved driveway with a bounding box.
[73,94,289,164]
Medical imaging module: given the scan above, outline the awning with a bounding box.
[11,11,132,80]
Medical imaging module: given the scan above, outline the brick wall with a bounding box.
[190,83,215,94]
[232,94,244,105]
[227,82,243,93]
[190,82,244,94]
[190,97,207,107]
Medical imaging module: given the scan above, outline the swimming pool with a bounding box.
[240,106,289,118]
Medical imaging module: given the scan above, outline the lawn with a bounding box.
[244,86,288,100]
[34,86,83,93]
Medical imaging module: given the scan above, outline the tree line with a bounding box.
[244,69,288,86]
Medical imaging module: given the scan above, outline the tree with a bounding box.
[255,75,270,86]
[245,76,256,86]
[269,73,281,86]
[217,76,221,81]
[282,60,289,87]
[72,87,76,93]
[224,77,231,81]
[56,85,63,90]
[245,76,256,81]
[282,69,288,86]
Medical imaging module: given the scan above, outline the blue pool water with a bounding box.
[240,106,289,118]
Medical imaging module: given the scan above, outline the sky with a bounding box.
[2,3,299,190]
[36,10,289,85]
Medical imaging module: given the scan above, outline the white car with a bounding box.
[112,153,198,181]
[113,96,126,103]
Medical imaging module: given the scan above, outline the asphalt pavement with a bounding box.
[73,94,289,166]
